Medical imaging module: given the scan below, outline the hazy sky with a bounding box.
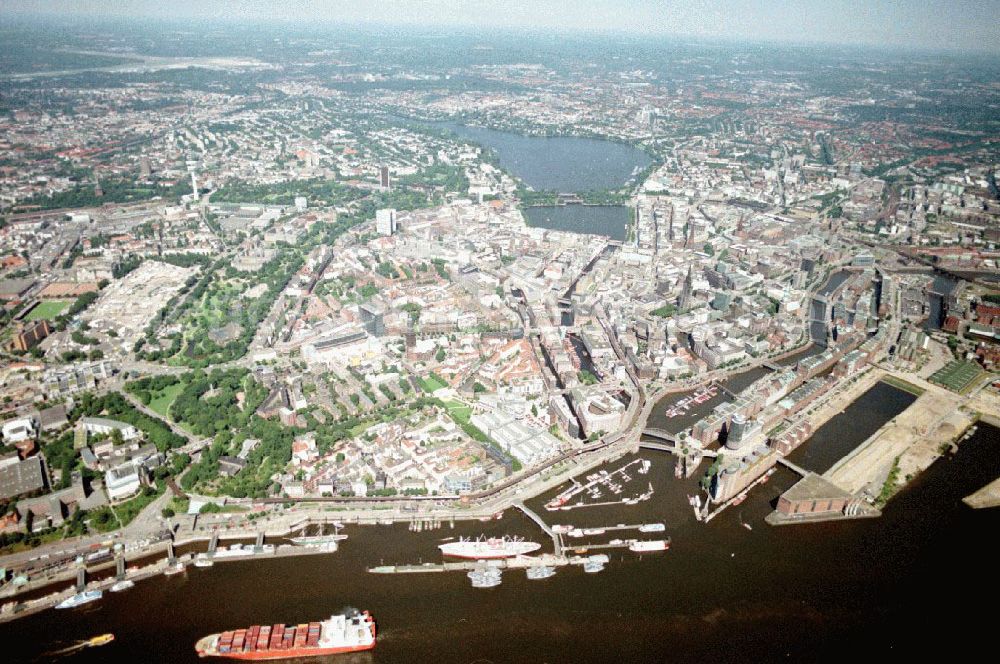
[5,0,1000,52]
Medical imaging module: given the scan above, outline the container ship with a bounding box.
[439,536,540,559]
[195,610,375,660]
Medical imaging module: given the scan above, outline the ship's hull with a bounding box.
[195,612,375,660]
[196,638,374,660]
[56,591,102,609]
[439,543,540,559]
[289,535,347,546]
[440,550,533,560]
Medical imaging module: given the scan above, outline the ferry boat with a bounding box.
[196,610,376,660]
[582,554,609,573]
[468,568,502,588]
[629,539,670,553]
[582,528,606,536]
[638,523,666,533]
[56,589,102,609]
[526,566,556,580]
[109,579,135,592]
[195,555,215,568]
[439,536,540,559]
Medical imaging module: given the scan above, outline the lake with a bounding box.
[522,204,630,240]
[435,121,654,192]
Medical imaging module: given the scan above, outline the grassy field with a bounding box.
[148,382,184,417]
[929,360,985,394]
[26,299,71,321]
[419,374,448,393]
[881,375,926,396]
[445,400,472,424]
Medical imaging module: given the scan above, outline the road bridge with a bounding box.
[641,428,676,444]
[713,380,739,398]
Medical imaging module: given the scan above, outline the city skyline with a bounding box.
[3,0,1000,53]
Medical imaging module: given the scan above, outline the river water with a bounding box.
[8,398,996,662]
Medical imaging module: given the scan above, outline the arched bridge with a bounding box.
[641,428,677,444]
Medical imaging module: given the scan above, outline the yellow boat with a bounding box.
[87,634,115,647]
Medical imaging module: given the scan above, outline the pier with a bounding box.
[567,523,661,535]
[776,456,809,477]
[515,502,562,556]
[370,553,582,575]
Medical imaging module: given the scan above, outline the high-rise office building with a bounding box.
[379,165,391,190]
[359,302,386,337]
[376,208,397,236]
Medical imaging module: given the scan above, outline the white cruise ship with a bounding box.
[439,536,540,559]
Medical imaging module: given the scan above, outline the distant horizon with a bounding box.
[3,0,1000,56]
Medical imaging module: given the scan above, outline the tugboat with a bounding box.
[87,634,115,647]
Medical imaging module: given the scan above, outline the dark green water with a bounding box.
[523,205,630,240]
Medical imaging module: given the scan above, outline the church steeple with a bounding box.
[679,264,694,311]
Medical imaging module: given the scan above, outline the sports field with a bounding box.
[26,299,70,321]
[929,360,985,394]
